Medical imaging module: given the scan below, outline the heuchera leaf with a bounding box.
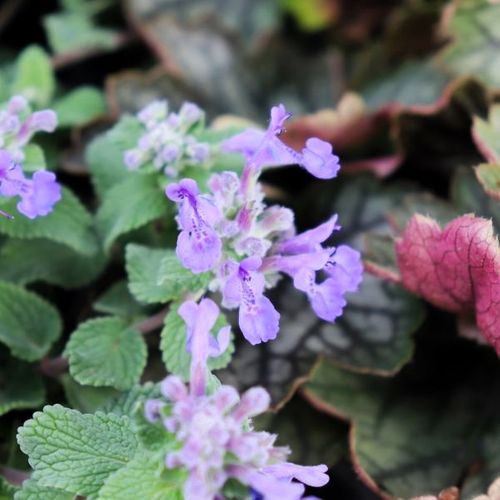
[475,164,500,201]
[396,214,500,354]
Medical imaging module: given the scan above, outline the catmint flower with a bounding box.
[223,104,340,179]
[0,95,57,161]
[144,297,329,500]
[0,149,61,219]
[123,99,211,176]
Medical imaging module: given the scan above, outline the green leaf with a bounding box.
[126,244,179,304]
[61,375,120,414]
[0,238,106,288]
[0,357,45,417]
[132,402,171,452]
[86,115,143,198]
[220,275,424,406]
[11,45,55,107]
[22,145,46,173]
[14,479,73,500]
[475,163,500,200]
[65,317,147,390]
[96,173,169,252]
[44,12,117,54]
[0,478,17,499]
[99,383,160,417]
[304,351,500,498]
[0,188,99,256]
[98,451,184,500]
[472,104,500,162]
[53,87,106,127]
[440,0,500,88]
[94,281,144,318]
[161,301,234,380]
[17,405,138,497]
[0,282,61,361]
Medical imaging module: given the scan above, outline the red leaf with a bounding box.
[395,214,500,354]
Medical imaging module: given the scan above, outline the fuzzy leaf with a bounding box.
[98,452,184,500]
[475,164,500,201]
[99,383,160,418]
[396,214,500,354]
[0,188,99,256]
[0,282,61,361]
[11,45,54,106]
[472,105,500,162]
[160,302,234,380]
[61,376,119,414]
[126,244,185,304]
[53,87,106,127]
[0,238,106,288]
[0,358,45,417]
[94,281,144,318]
[65,317,147,390]
[14,479,73,500]
[96,174,170,252]
[17,405,138,497]
[440,0,500,88]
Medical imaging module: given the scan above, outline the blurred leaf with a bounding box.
[0,188,99,256]
[99,383,160,417]
[61,375,119,414]
[98,451,184,500]
[17,405,138,497]
[303,350,500,498]
[22,145,46,173]
[65,317,147,390]
[53,87,106,127]
[220,274,424,407]
[94,281,144,318]
[160,301,234,380]
[472,104,500,163]
[0,282,61,361]
[44,12,117,55]
[363,233,401,283]
[440,0,500,88]
[254,395,348,466]
[279,0,337,31]
[0,238,106,288]
[13,479,73,500]
[363,60,450,109]
[474,164,500,200]
[11,46,54,107]
[96,173,170,252]
[0,478,17,499]
[0,357,45,417]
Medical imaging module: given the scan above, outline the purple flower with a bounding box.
[178,298,231,396]
[166,179,222,273]
[223,104,340,179]
[222,257,280,345]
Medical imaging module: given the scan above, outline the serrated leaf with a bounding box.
[96,174,170,252]
[61,375,120,414]
[53,87,106,127]
[220,275,424,406]
[99,383,160,417]
[0,282,61,361]
[98,451,184,500]
[472,104,500,163]
[126,244,180,304]
[0,188,99,256]
[0,357,45,417]
[86,115,143,198]
[160,302,234,380]
[65,317,147,390]
[11,45,54,106]
[440,0,500,88]
[0,238,106,288]
[475,164,500,200]
[17,405,138,497]
[94,281,144,318]
[13,479,73,500]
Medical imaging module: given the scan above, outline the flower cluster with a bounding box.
[123,100,211,177]
[0,96,61,219]
[166,104,363,345]
[145,298,329,500]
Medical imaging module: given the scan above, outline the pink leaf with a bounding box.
[395,214,500,354]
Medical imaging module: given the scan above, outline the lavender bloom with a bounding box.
[144,296,328,499]
[166,179,222,273]
[123,100,211,176]
[223,104,340,179]
[0,149,61,219]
